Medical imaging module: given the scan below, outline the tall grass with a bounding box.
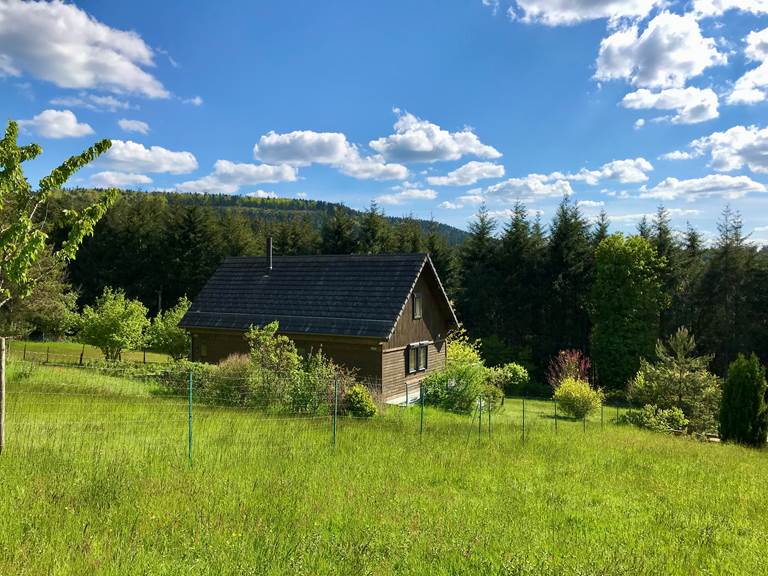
[1,361,767,575]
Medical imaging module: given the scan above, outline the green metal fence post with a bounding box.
[601,404,604,430]
[583,415,586,433]
[332,377,338,448]
[188,369,193,466]
[419,382,424,437]
[405,381,409,408]
[522,396,526,443]
[22,341,27,361]
[46,345,50,363]
[616,404,619,423]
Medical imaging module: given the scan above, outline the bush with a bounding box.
[487,363,529,396]
[547,349,590,390]
[422,362,486,414]
[720,354,768,447]
[147,296,191,360]
[344,384,378,418]
[446,327,483,368]
[620,404,689,433]
[290,351,336,414]
[628,328,720,434]
[210,354,253,406]
[78,287,149,361]
[553,377,603,419]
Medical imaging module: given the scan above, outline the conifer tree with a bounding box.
[720,354,768,447]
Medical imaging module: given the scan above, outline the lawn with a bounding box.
[6,338,170,364]
[1,361,767,575]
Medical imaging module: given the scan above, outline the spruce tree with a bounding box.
[357,202,393,254]
[321,206,358,254]
[720,354,768,447]
[592,210,610,249]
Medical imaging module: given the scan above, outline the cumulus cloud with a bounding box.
[659,149,699,161]
[694,0,768,17]
[91,171,152,188]
[566,157,654,184]
[485,174,574,203]
[438,201,463,209]
[640,174,767,201]
[728,27,768,105]
[254,129,407,180]
[175,160,298,194]
[369,109,501,163]
[183,96,204,106]
[427,161,505,186]
[621,87,719,124]
[245,189,278,198]
[18,109,94,138]
[510,0,660,26]
[102,140,198,174]
[595,12,726,88]
[376,182,438,205]
[0,1,168,98]
[610,208,701,222]
[50,93,132,112]
[577,200,606,208]
[118,119,149,134]
[682,124,768,173]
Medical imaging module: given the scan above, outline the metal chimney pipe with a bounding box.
[267,236,273,271]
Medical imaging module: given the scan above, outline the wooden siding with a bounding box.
[381,339,446,402]
[386,270,452,350]
[190,329,249,363]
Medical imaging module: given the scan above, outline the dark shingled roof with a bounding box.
[180,253,453,339]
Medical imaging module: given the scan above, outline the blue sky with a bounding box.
[2,0,768,241]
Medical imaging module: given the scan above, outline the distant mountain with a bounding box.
[158,191,469,246]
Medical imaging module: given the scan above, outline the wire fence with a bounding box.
[3,347,636,462]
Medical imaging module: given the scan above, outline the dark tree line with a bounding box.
[455,198,768,386]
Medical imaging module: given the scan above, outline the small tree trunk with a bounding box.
[0,337,6,455]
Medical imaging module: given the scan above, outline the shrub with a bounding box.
[422,362,486,414]
[547,349,590,390]
[246,321,302,409]
[720,354,768,447]
[210,354,253,406]
[78,287,149,361]
[628,328,720,434]
[620,404,689,433]
[487,363,529,396]
[446,327,483,368]
[344,384,378,418]
[147,296,191,360]
[553,377,603,419]
[290,351,336,414]
[480,380,504,411]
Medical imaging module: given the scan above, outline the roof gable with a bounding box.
[180,253,455,339]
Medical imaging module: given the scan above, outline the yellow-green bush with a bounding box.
[343,384,378,417]
[554,376,603,419]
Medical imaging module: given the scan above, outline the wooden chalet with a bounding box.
[179,246,458,403]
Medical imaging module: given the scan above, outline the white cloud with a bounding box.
[567,157,654,184]
[686,124,768,173]
[18,109,93,138]
[728,27,768,104]
[486,174,573,202]
[640,174,767,201]
[254,129,407,180]
[118,119,149,135]
[595,12,726,88]
[50,93,131,111]
[694,0,768,18]
[0,1,168,98]
[90,171,152,188]
[438,201,463,209]
[102,140,198,174]
[176,160,298,194]
[369,109,501,163]
[577,200,606,208]
[659,149,699,161]
[610,208,701,223]
[510,0,660,26]
[634,118,646,129]
[183,96,204,106]
[376,182,438,205]
[245,189,278,198]
[621,87,719,124]
[427,161,505,186]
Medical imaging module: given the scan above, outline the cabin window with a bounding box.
[407,343,428,374]
[412,292,423,320]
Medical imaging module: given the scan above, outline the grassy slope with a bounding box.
[1,362,767,575]
[7,339,170,364]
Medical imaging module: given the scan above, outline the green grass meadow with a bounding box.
[2,361,767,575]
[7,339,170,365]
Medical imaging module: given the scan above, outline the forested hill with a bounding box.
[162,191,468,246]
[46,189,464,317]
